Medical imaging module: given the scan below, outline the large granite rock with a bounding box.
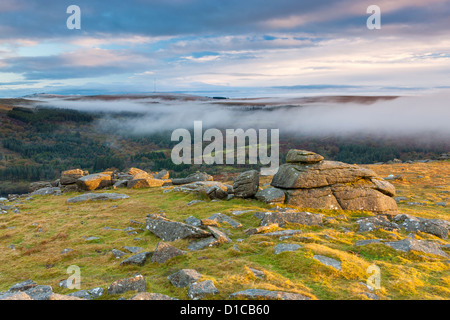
[60,169,88,185]
[76,173,113,191]
[233,170,259,198]
[269,150,398,214]
[29,182,52,193]
[145,214,211,241]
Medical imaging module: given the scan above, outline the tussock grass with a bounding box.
[0,162,449,300]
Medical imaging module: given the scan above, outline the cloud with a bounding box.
[34,91,450,142]
[1,0,450,95]
[1,48,154,80]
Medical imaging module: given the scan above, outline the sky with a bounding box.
[1,0,450,97]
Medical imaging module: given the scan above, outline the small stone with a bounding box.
[188,237,220,251]
[67,290,91,300]
[355,239,382,246]
[274,243,302,255]
[8,280,37,292]
[168,269,202,288]
[248,268,265,279]
[207,213,242,228]
[112,249,127,259]
[85,237,100,242]
[151,242,186,264]
[229,289,310,300]
[60,248,73,255]
[123,246,143,253]
[120,252,152,266]
[107,275,146,295]
[88,287,104,299]
[187,280,219,300]
[184,216,202,227]
[313,255,342,271]
[129,292,178,300]
[23,285,53,300]
[187,200,205,206]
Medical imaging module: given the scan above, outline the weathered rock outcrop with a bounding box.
[269,149,398,214]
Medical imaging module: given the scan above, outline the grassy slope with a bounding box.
[0,162,449,300]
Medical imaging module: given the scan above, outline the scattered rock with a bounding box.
[207,213,242,228]
[231,209,254,216]
[77,173,113,191]
[67,290,92,300]
[207,226,232,244]
[233,170,259,198]
[146,214,211,241]
[248,268,265,279]
[393,214,450,239]
[31,187,62,196]
[29,182,52,193]
[60,169,88,185]
[0,292,33,300]
[274,243,302,254]
[88,287,104,299]
[188,237,220,251]
[384,239,449,258]
[66,193,129,203]
[229,289,311,300]
[23,285,53,300]
[112,249,127,259]
[120,252,153,266]
[49,293,86,300]
[129,292,178,300]
[258,230,303,237]
[8,280,37,292]
[127,176,165,189]
[60,248,73,255]
[205,185,229,200]
[357,216,399,232]
[151,242,186,263]
[187,200,205,206]
[172,172,213,185]
[85,237,100,242]
[355,239,382,246]
[184,216,202,227]
[259,211,323,227]
[187,280,219,300]
[154,170,170,180]
[313,255,342,271]
[255,187,286,204]
[168,269,202,288]
[123,246,143,253]
[107,274,146,295]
